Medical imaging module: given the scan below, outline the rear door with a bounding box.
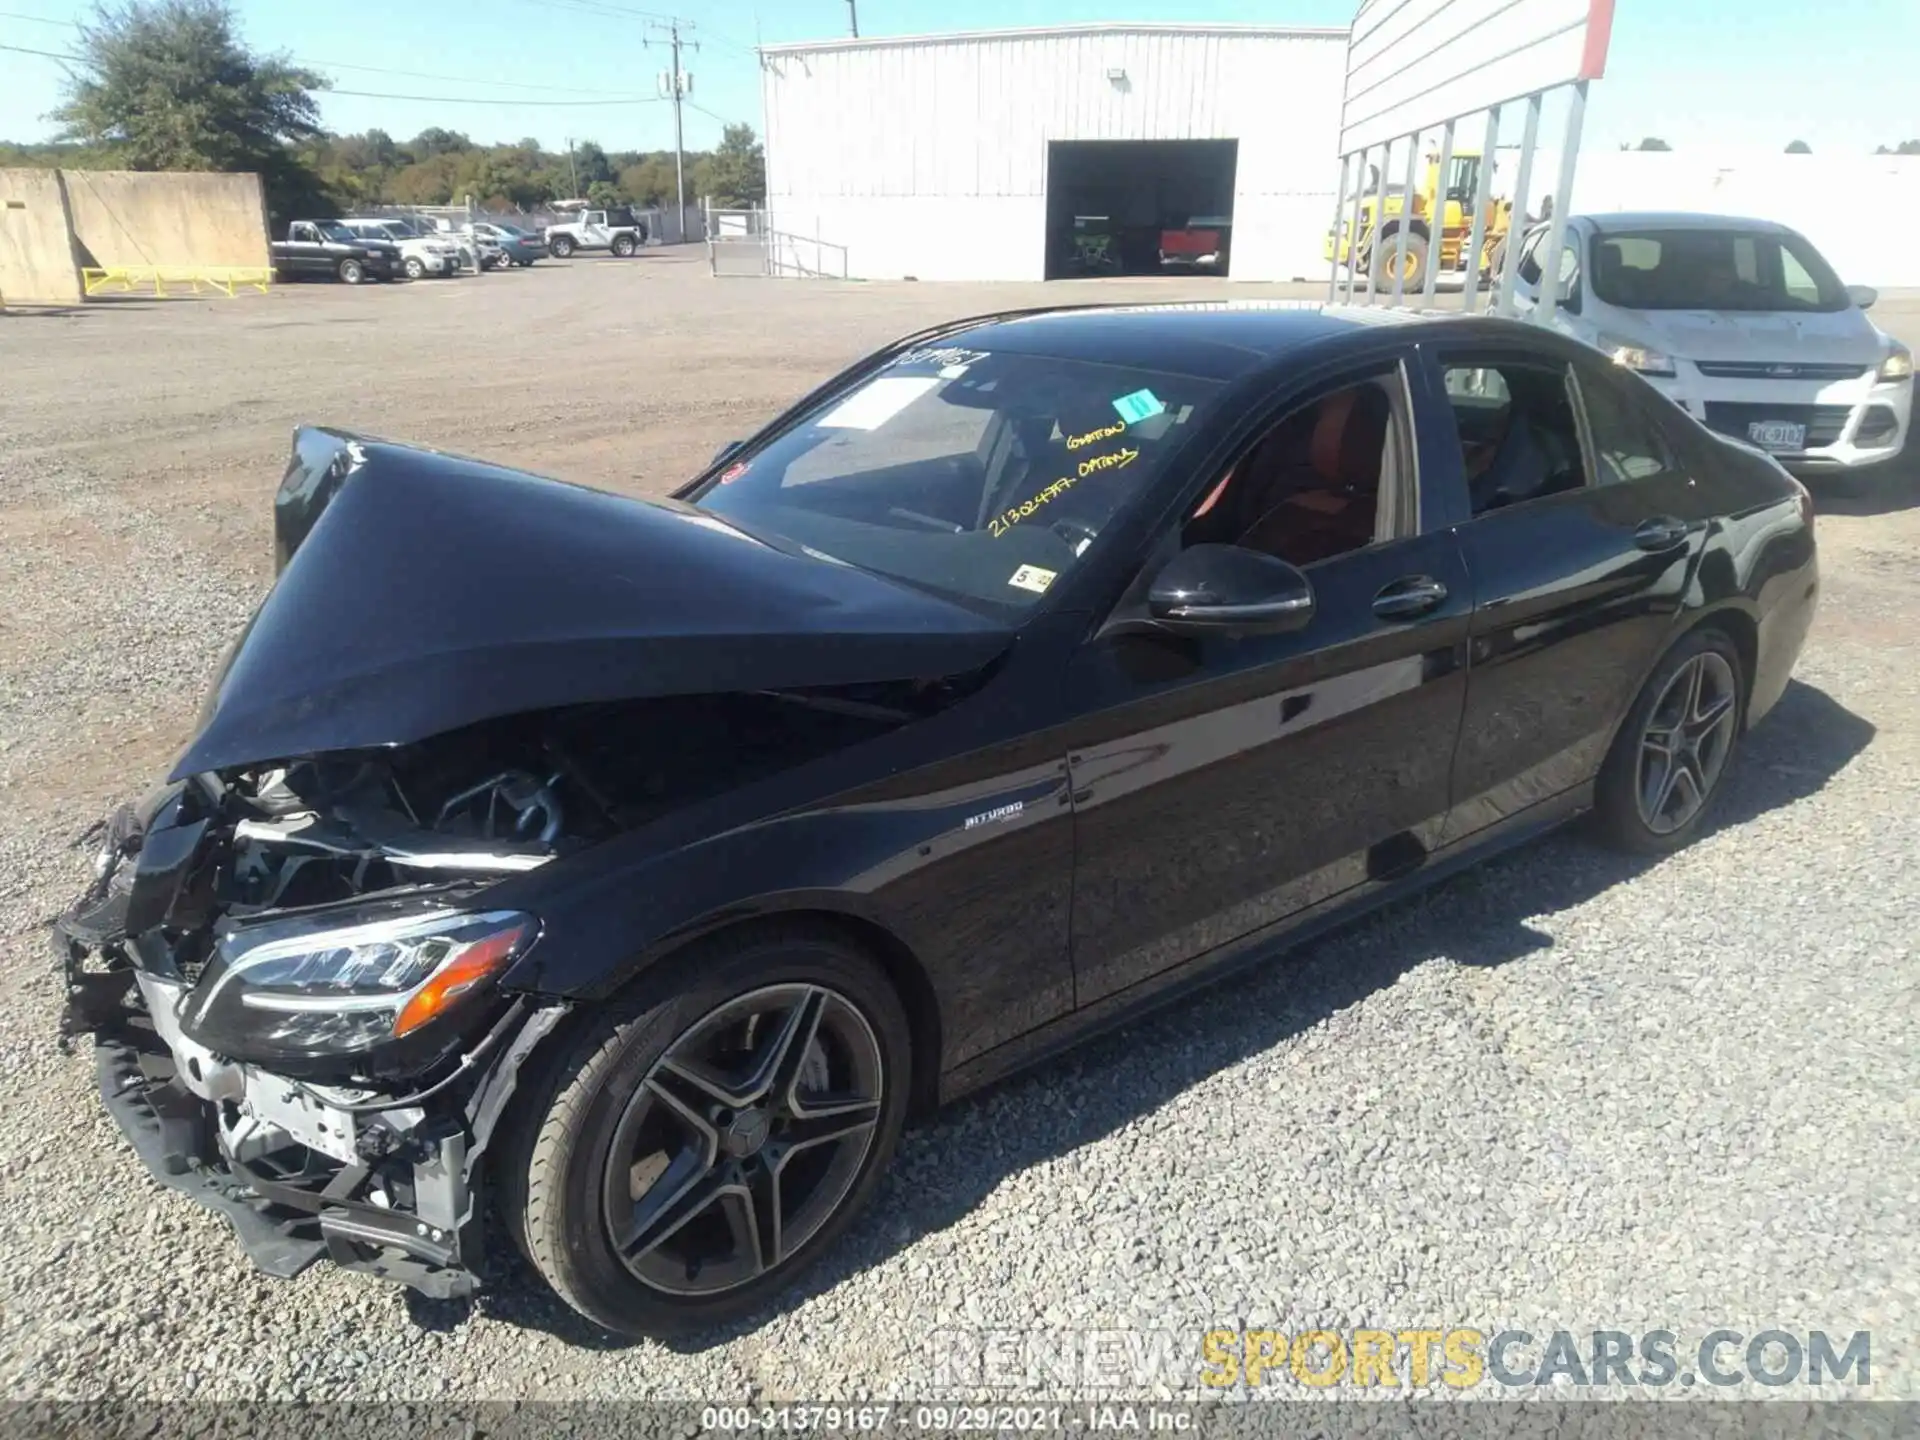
[1425,342,1712,840]
[1063,353,1474,1006]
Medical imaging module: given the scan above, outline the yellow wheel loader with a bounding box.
[1325,148,1515,294]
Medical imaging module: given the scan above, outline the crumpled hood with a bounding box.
[172,428,1010,778]
[1613,307,1888,366]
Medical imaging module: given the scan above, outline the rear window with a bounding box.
[695,346,1219,614]
[1589,228,1849,312]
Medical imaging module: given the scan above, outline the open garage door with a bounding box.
[1045,140,1239,280]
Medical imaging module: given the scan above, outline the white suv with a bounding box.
[1513,212,1912,475]
[340,219,462,279]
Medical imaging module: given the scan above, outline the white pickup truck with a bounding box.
[543,206,648,258]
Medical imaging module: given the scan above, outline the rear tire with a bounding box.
[612,233,637,257]
[1592,627,1745,855]
[497,923,912,1337]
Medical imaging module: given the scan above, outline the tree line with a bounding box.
[0,0,765,225]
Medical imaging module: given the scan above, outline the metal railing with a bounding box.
[1326,81,1589,321]
[705,207,848,279]
[766,231,850,279]
[82,265,272,298]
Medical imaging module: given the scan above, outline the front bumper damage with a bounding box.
[55,810,567,1299]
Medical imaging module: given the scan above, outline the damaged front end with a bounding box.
[55,759,576,1298]
[54,425,1010,1300]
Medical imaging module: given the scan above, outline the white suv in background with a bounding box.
[1512,212,1912,476]
[340,218,462,279]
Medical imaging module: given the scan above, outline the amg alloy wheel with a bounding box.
[1636,650,1738,835]
[604,984,883,1298]
[1595,628,1744,854]
[499,926,910,1335]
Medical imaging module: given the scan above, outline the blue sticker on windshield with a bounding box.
[1112,388,1166,425]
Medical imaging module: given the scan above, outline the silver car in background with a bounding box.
[1512,212,1912,476]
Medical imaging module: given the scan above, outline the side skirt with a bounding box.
[938,784,1593,1103]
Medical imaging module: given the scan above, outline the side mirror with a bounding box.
[1847,283,1878,310]
[1147,544,1315,633]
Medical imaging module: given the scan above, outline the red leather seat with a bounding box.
[1236,385,1388,566]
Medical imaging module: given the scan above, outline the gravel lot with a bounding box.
[2,253,1916,1404]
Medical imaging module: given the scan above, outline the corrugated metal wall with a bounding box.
[760,26,1349,282]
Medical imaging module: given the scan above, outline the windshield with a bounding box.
[1589,228,1850,312]
[696,345,1220,613]
[320,223,357,242]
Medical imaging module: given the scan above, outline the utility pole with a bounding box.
[846,0,858,37]
[648,19,697,241]
[565,137,578,198]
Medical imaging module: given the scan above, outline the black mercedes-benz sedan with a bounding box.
[57,302,1817,1336]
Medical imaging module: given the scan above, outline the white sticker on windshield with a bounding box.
[938,363,970,380]
[816,375,940,430]
[1008,564,1057,595]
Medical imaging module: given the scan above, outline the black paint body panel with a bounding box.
[167,307,1818,1104]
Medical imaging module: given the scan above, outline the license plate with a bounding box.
[1747,420,1807,451]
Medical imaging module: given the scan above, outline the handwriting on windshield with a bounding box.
[1077,446,1138,477]
[1065,419,1126,450]
[987,448,1139,538]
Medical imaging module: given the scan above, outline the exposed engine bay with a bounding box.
[54,423,1010,1301]
[55,680,959,1296]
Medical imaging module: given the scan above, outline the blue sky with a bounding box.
[2,0,1915,156]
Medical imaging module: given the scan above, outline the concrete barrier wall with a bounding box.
[0,168,84,306]
[62,169,269,269]
[1572,152,1920,289]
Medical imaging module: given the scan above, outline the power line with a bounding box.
[0,40,76,60]
[685,98,741,127]
[304,57,659,96]
[515,0,675,20]
[0,9,74,25]
[1,41,670,104]
[329,86,665,105]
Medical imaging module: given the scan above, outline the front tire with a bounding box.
[337,257,366,285]
[499,924,911,1336]
[1369,230,1428,293]
[1593,627,1745,854]
[404,257,425,280]
[549,235,576,258]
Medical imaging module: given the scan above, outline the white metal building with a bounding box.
[758,23,1350,283]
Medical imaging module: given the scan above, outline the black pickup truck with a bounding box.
[271,220,402,284]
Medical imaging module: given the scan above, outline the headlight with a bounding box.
[1880,345,1914,382]
[1601,338,1677,377]
[180,904,534,1065]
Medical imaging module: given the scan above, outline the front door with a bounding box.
[283,223,324,276]
[1064,361,1473,1005]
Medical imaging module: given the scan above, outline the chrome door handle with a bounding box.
[1373,575,1448,620]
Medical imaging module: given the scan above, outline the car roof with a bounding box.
[926,302,1549,382]
[1576,211,1800,236]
